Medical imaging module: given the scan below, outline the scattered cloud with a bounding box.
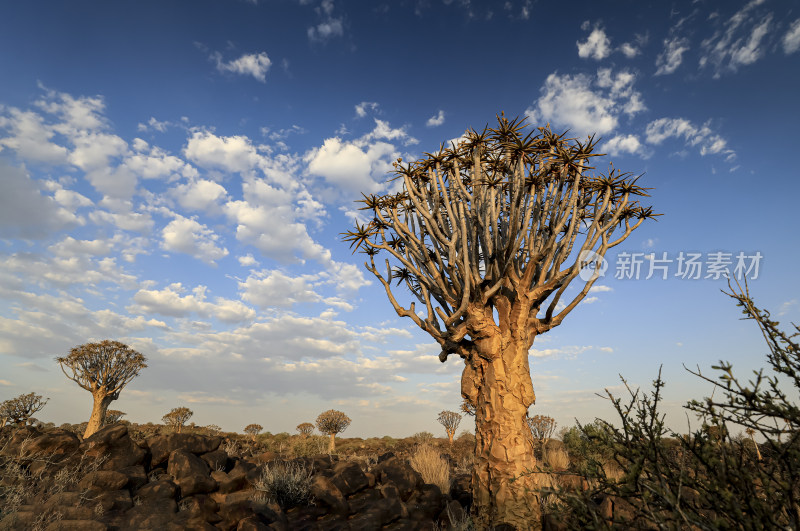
[526,68,644,137]
[0,161,82,239]
[170,178,229,215]
[304,118,415,195]
[213,52,272,82]
[777,299,798,316]
[577,22,611,60]
[238,254,258,267]
[307,0,345,43]
[645,117,735,160]
[355,101,379,118]
[619,42,639,58]
[601,134,646,157]
[239,269,323,308]
[15,362,49,372]
[655,37,690,75]
[529,344,613,359]
[426,110,445,127]
[137,117,172,133]
[128,282,255,323]
[161,214,229,265]
[783,19,800,54]
[699,0,773,77]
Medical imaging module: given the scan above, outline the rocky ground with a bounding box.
[0,423,478,530]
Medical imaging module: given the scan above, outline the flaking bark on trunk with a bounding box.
[83,392,114,439]
[329,433,336,453]
[461,302,541,530]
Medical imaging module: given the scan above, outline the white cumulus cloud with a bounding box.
[526,68,644,138]
[214,52,272,82]
[577,23,612,60]
[426,110,445,127]
[602,134,645,157]
[161,215,229,265]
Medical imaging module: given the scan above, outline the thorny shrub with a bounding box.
[545,278,800,529]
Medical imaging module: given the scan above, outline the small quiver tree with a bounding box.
[316,409,350,453]
[104,410,126,425]
[0,392,49,427]
[296,422,315,438]
[527,414,557,459]
[244,423,263,442]
[438,410,462,445]
[342,114,659,528]
[56,340,147,438]
[162,407,193,433]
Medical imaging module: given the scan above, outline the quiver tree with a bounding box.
[104,410,126,425]
[0,392,49,427]
[56,340,147,438]
[296,422,315,437]
[438,410,462,444]
[342,114,659,528]
[244,423,263,441]
[316,409,351,453]
[162,407,193,433]
[527,414,557,459]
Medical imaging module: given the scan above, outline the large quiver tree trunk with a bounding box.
[461,302,541,529]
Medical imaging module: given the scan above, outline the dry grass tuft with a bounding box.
[545,447,571,471]
[409,444,450,494]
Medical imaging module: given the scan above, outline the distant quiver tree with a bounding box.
[527,414,557,459]
[56,340,147,438]
[438,410,462,444]
[244,423,263,441]
[0,392,49,427]
[162,407,193,433]
[342,114,659,528]
[316,409,351,452]
[296,422,315,437]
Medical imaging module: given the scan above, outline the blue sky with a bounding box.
[1,0,798,438]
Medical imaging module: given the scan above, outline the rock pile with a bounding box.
[0,424,473,530]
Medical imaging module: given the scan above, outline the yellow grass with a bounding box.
[545,447,570,471]
[409,443,450,494]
